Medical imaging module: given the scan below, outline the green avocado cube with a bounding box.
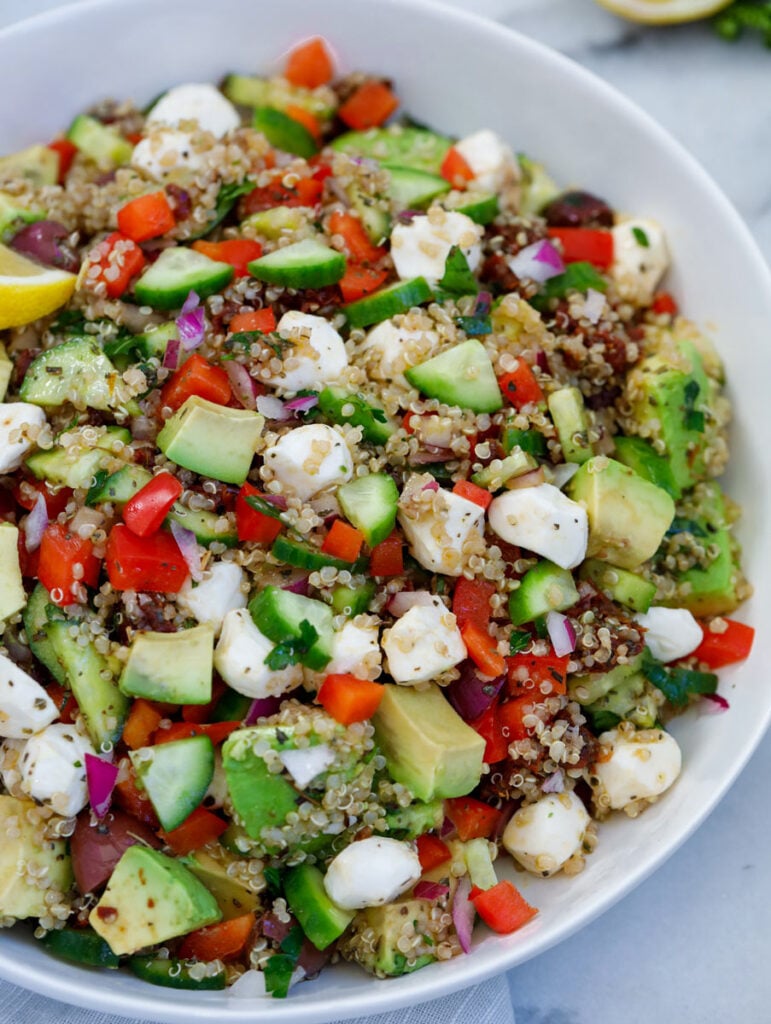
[0,524,25,622]
[0,795,71,919]
[157,396,263,484]
[120,624,215,704]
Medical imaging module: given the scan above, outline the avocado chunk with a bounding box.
[372,684,485,802]
[0,192,43,242]
[120,625,215,704]
[612,435,681,501]
[624,339,724,492]
[0,144,59,186]
[567,457,674,570]
[547,387,593,465]
[222,726,302,843]
[157,396,264,485]
[0,524,25,622]
[339,896,442,978]
[0,795,72,919]
[182,847,260,921]
[89,846,221,956]
[284,863,354,950]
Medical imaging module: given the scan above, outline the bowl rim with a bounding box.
[0,0,769,1020]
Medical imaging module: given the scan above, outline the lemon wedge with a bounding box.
[0,243,77,330]
[594,0,733,23]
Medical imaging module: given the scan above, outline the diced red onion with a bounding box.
[451,875,475,955]
[227,970,267,1000]
[261,911,295,943]
[284,394,319,413]
[85,753,119,818]
[396,209,422,223]
[288,965,307,991]
[542,769,565,794]
[10,220,80,273]
[176,291,205,350]
[474,291,492,316]
[256,394,291,420]
[224,361,258,410]
[162,335,181,370]
[282,576,310,596]
[421,480,440,492]
[262,493,288,510]
[409,446,452,465]
[551,462,580,489]
[387,590,436,618]
[534,349,550,373]
[583,288,606,325]
[24,493,48,552]
[701,692,730,714]
[181,290,199,314]
[414,880,450,901]
[446,660,505,721]
[245,696,284,725]
[169,521,203,582]
[546,610,576,657]
[507,240,565,284]
[440,816,455,839]
[492,802,516,841]
[505,467,545,491]
[297,937,332,979]
[130,414,157,441]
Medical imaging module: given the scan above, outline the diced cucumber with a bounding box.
[134,247,234,310]
[40,927,120,968]
[248,586,334,671]
[120,625,214,704]
[129,957,226,990]
[502,425,548,459]
[508,560,580,627]
[383,165,449,210]
[471,448,537,491]
[247,238,345,289]
[253,107,318,159]
[518,155,560,216]
[441,190,499,226]
[243,205,308,240]
[548,387,593,465]
[0,144,59,186]
[20,337,130,412]
[284,863,355,950]
[222,74,335,121]
[331,126,452,175]
[612,435,681,501]
[405,340,503,414]
[343,276,432,329]
[104,321,178,367]
[330,579,376,617]
[22,583,67,685]
[66,114,133,170]
[384,799,443,839]
[166,503,238,549]
[346,181,391,246]
[464,837,498,891]
[45,621,129,749]
[130,735,214,832]
[579,558,657,614]
[317,386,395,445]
[86,464,152,507]
[337,473,399,547]
[271,534,355,572]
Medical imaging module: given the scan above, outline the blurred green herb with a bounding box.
[714,1,771,45]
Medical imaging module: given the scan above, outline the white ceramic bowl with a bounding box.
[1,1,769,1021]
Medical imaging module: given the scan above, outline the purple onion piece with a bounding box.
[224,361,258,410]
[9,220,80,273]
[283,394,319,413]
[262,493,288,510]
[261,911,295,944]
[169,521,203,581]
[451,875,475,954]
[282,575,310,596]
[445,660,505,722]
[245,696,284,725]
[474,290,492,316]
[24,493,48,552]
[414,880,450,901]
[85,753,119,818]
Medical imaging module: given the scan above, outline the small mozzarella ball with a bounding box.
[360,319,439,382]
[0,654,58,739]
[610,218,669,306]
[214,608,302,699]
[390,210,482,283]
[279,744,336,790]
[488,483,588,570]
[0,403,47,474]
[19,724,95,818]
[325,616,382,679]
[146,83,240,138]
[323,836,422,910]
[382,597,466,684]
[502,791,590,877]
[593,727,682,811]
[634,606,703,663]
[263,424,353,502]
[177,561,247,635]
[266,311,348,393]
[398,486,486,577]
[131,127,206,180]
[453,129,518,193]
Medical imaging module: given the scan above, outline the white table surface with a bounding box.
[1,1,770,1022]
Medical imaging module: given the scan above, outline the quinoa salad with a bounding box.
[0,35,754,999]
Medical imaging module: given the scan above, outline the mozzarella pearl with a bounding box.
[382,597,466,684]
[19,724,95,818]
[634,606,703,663]
[266,311,348,393]
[488,483,588,570]
[390,210,482,283]
[177,561,247,635]
[502,791,590,877]
[263,424,353,502]
[593,727,682,811]
[214,608,302,699]
[323,837,421,910]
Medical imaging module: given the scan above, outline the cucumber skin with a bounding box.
[41,928,120,968]
[247,239,346,289]
[337,473,399,547]
[344,276,432,329]
[133,249,234,310]
[131,735,214,832]
[129,957,226,990]
[271,534,355,572]
[317,387,395,446]
[248,586,333,671]
[22,584,67,685]
[253,106,318,159]
[405,339,503,415]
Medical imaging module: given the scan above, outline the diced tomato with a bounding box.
[153,721,241,746]
[416,833,452,872]
[235,483,284,544]
[113,770,160,829]
[498,695,534,742]
[470,701,509,763]
[452,577,495,630]
[177,910,256,960]
[191,238,264,278]
[471,880,538,934]
[161,805,229,856]
[86,231,147,299]
[339,81,399,130]
[369,530,404,577]
[284,37,334,89]
[117,191,176,243]
[229,308,277,335]
[122,698,164,750]
[241,174,323,215]
[47,138,78,184]
[310,160,333,183]
[452,479,492,510]
[460,620,506,679]
[13,478,72,517]
[318,673,384,725]
[546,227,614,270]
[506,652,570,697]
[339,264,389,303]
[498,359,545,410]
[46,682,78,724]
[445,796,501,842]
[161,352,232,411]
[122,472,183,538]
[651,291,678,316]
[321,520,364,562]
[328,211,386,264]
[691,619,754,669]
[105,524,189,593]
[38,523,101,605]
[440,146,474,188]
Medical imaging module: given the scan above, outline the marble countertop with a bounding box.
[1,2,769,1023]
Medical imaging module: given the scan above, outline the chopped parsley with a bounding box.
[439,245,479,296]
[509,630,532,654]
[538,261,608,301]
[632,226,650,248]
[682,378,706,432]
[641,649,718,708]
[265,619,319,671]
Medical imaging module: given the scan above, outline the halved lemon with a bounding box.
[0,242,77,330]
[594,0,733,24]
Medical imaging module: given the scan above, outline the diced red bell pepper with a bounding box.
[46,682,78,725]
[153,721,241,746]
[498,360,544,410]
[13,478,72,517]
[498,695,535,742]
[105,524,189,593]
[546,227,614,270]
[691,618,754,669]
[452,479,492,510]
[113,770,160,829]
[161,352,232,411]
[328,211,386,265]
[122,472,183,538]
[241,174,323,215]
[321,520,364,562]
[369,530,404,577]
[471,701,509,763]
[651,291,678,316]
[191,238,264,278]
[38,523,101,605]
[318,673,384,725]
[161,805,229,857]
[229,308,276,334]
[416,833,452,872]
[440,146,474,188]
[452,577,495,630]
[86,231,147,299]
[471,880,538,934]
[339,81,399,130]
[506,652,570,697]
[177,910,255,960]
[117,191,176,243]
[460,620,506,679]
[445,796,501,841]
[284,37,334,89]
[235,483,284,544]
[122,698,164,750]
[339,264,389,303]
[47,138,78,184]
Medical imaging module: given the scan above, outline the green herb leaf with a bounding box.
[509,630,532,654]
[641,649,718,708]
[264,866,282,894]
[586,708,621,734]
[666,516,708,538]
[245,494,289,524]
[264,954,296,998]
[85,469,110,507]
[455,314,492,336]
[539,261,608,301]
[682,378,705,432]
[280,925,304,959]
[632,226,650,248]
[265,619,320,671]
[439,246,479,296]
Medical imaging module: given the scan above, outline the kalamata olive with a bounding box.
[9,220,80,273]
[543,190,614,228]
[70,807,161,894]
